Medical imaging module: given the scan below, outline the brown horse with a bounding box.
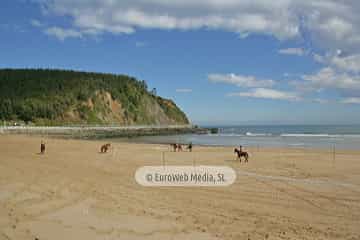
[170,143,177,152]
[170,143,183,152]
[177,144,183,152]
[234,148,249,163]
[100,143,111,153]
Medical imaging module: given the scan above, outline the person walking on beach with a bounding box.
[40,141,46,154]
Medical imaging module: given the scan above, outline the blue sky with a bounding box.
[1,0,360,125]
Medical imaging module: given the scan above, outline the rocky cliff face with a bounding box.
[62,91,189,125]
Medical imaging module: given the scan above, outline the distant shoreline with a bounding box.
[0,125,208,139]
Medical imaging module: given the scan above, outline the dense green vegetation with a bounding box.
[0,69,189,125]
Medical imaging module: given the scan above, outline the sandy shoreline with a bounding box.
[0,134,359,240]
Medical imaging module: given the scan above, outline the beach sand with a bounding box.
[0,135,359,240]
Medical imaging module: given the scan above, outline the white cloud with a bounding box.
[45,27,82,41]
[302,3,360,50]
[330,54,360,73]
[308,50,360,101]
[209,73,304,101]
[228,88,299,101]
[292,51,360,100]
[313,53,325,63]
[302,67,360,91]
[312,50,360,73]
[313,17,353,41]
[341,97,360,104]
[176,88,193,93]
[208,73,274,88]
[37,1,300,40]
[32,0,360,51]
[278,48,305,56]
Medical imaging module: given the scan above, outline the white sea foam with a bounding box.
[210,133,245,137]
[281,133,360,138]
[245,132,272,137]
[288,143,305,146]
[281,133,331,137]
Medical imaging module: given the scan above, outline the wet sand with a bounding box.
[0,135,359,240]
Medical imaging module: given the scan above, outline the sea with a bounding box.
[129,125,360,150]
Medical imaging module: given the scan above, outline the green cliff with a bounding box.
[0,69,189,126]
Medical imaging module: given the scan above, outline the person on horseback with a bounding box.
[187,142,193,152]
[234,145,249,163]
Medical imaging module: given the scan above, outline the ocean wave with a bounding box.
[288,143,305,146]
[210,132,360,138]
[281,133,331,137]
[281,133,360,138]
[209,133,245,137]
[245,132,272,137]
